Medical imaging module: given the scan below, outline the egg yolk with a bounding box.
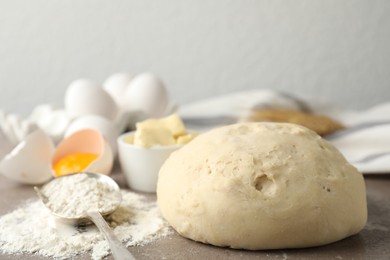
[53,153,99,177]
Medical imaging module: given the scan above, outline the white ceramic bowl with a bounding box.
[117,131,181,192]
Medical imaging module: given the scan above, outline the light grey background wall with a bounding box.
[1,0,389,116]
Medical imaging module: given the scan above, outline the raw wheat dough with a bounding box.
[157,122,367,249]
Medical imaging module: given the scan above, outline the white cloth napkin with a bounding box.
[179,89,390,174]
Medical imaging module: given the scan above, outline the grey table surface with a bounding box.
[0,169,389,260]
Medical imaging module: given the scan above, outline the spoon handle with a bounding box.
[87,211,136,260]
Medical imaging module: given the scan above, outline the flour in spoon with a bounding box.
[41,173,119,218]
[0,175,172,259]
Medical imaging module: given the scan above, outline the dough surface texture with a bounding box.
[157,122,367,249]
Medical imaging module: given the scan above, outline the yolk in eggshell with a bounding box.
[53,153,99,177]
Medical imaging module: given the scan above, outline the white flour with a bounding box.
[41,173,119,218]
[0,187,172,259]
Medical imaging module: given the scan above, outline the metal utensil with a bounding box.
[35,172,136,260]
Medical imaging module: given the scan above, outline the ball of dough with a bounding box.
[157,122,367,249]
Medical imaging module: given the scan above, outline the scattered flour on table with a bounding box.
[0,190,172,259]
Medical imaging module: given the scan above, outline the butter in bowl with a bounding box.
[117,113,196,193]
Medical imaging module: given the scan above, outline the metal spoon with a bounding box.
[34,172,136,260]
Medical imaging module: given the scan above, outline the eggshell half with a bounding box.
[65,79,119,121]
[52,129,113,176]
[0,129,54,185]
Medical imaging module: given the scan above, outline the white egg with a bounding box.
[65,79,119,121]
[124,73,168,118]
[103,73,132,109]
[65,115,119,156]
[0,129,54,185]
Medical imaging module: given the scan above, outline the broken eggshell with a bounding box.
[0,127,14,160]
[0,110,39,146]
[52,129,114,176]
[29,104,71,144]
[0,128,54,185]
